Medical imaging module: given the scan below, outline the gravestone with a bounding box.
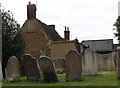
[113,52,118,71]
[22,54,41,80]
[38,55,59,82]
[97,54,103,71]
[53,59,65,74]
[65,50,82,82]
[5,56,20,83]
[93,51,98,74]
[82,48,98,76]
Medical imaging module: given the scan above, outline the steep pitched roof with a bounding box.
[21,19,65,41]
[36,19,65,41]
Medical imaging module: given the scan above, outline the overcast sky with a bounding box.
[1,0,119,43]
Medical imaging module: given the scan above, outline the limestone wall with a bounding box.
[23,32,50,59]
[50,42,76,60]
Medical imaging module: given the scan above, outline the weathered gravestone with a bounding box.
[22,54,41,80]
[53,59,65,74]
[65,50,82,82]
[112,52,118,72]
[5,56,20,83]
[82,48,98,76]
[38,55,59,82]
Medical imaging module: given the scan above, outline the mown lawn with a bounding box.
[2,71,119,87]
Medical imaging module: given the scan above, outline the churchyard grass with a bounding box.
[2,71,118,86]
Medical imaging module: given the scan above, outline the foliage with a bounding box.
[2,10,26,77]
[113,16,120,41]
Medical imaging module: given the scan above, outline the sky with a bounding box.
[1,0,120,44]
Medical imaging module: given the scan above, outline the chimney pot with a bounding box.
[29,2,31,5]
[67,27,69,31]
[65,26,66,31]
[64,27,70,41]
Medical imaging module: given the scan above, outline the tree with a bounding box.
[113,17,120,80]
[2,10,26,77]
[113,16,120,41]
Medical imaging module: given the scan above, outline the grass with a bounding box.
[2,71,119,87]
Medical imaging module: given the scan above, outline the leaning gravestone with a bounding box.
[65,50,82,82]
[5,56,20,83]
[38,55,59,82]
[22,54,41,80]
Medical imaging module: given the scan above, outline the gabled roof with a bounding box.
[21,19,65,41]
[81,39,113,43]
[81,39,113,53]
[36,19,65,41]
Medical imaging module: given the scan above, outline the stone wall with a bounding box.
[23,32,50,59]
[97,52,115,71]
[50,42,77,74]
[50,41,76,60]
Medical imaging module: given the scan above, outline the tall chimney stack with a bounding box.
[64,27,70,41]
[27,2,36,20]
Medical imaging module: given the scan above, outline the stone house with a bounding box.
[21,2,79,60]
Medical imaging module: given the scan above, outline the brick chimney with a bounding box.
[64,27,70,41]
[27,2,36,20]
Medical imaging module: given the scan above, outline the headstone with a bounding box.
[109,52,116,71]
[97,54,103,71]
[38,55,59,82]
[82,48,98,76]
[93,51,98,74]
[53,59,65,74]
[113,52,118,71]
[5,56,20,83]
[101,54,110,71]
[22,54,41,80]
[65,50,82,82]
